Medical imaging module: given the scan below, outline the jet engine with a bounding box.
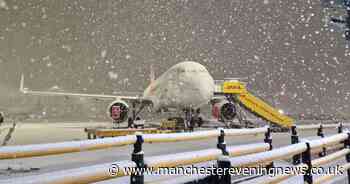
[212,101,237,121]
[107,100,129,123]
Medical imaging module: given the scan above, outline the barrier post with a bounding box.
[217,129,228,155]
[264,127,273,149]
[264,127,274,169]
[130,133,144,184]
[85,128,92,140]
[291,125,301,164]
[302,142,313,184]
[216,156,231,184]
[317,125,326,157]
[345,133,350,184]
[338,122,343,134]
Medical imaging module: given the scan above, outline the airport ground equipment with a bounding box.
[159,119,178,130]
[159,118,188,130]
[2,125,350,184]
[84,127,175,139]
[84,119,186,139]
[214,79,294,128]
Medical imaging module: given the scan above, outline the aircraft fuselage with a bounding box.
[143,61,215,111]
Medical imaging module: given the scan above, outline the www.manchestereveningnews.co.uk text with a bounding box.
[108,164,344,176]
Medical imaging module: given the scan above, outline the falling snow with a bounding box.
[0,0,8,10]
[108,71,118,80]
[101,50,107,58]
[0,0,350,119]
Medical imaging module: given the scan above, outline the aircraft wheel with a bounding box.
[197,117,203,127]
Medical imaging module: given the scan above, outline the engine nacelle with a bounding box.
[107,100,129,123]
[212,101,236,121]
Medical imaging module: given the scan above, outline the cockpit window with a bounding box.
[177,68,185,73]
[175,67,206,73]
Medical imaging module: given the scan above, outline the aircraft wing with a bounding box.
[19,75,152,105]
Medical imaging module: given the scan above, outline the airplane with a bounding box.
[321,0,350,40]
[20,61,237,128]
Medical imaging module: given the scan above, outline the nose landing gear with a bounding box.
[183,108,203,131]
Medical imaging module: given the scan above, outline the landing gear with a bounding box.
[127,102,137,128]
[192,109,203,128]
[183,109,191,131]
[127,117,133,128]
[127,102,146,129]
[183,108,203,131]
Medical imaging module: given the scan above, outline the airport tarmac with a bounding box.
[0,121,343,183]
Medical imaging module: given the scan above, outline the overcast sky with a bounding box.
[0,0,350,115]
